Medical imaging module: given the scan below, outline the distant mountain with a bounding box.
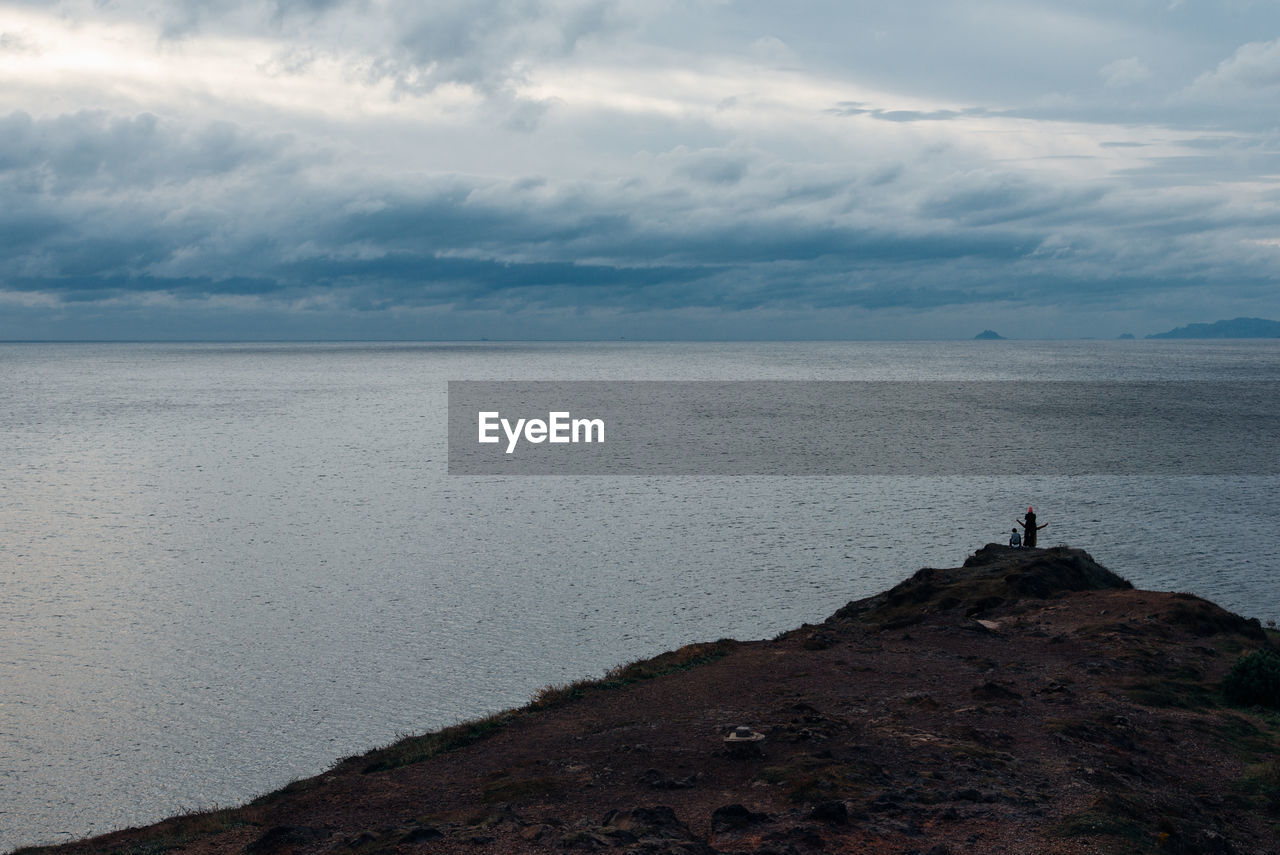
[1117,333,1135,340]
[1147,317,1280,339]
[973,329,1005,340]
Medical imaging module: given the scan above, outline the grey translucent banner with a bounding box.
[447,380,1280,475]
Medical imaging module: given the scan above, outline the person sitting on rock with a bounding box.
[1009,527,1022,548]
[1017,507,1048,548]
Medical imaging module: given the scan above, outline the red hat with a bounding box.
[1027,506,1033,513]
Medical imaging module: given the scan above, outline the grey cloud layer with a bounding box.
[2,0,1278,337]
[2,107,1268,318]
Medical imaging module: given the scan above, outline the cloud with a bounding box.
[1183,37,1280,102]
[1099,56,1151,88]
[127,0,622,97]
[0,30,38,53]
[919,172,1108,228]
[3,1,1280,337]
[0,116,1249,321]
[828,101,996,122]
[665,147,750,185]
[0,111,297,193]
[1,96,1274,328]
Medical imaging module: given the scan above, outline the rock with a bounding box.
[400,826,443,843]
[710,803,770,832]
[833,546,1131,628]
[802,631,836,650]
[607,805,685,834]
[520,824,549,841]
[624,840,718,854]
[593,806,717,854]
[561,829,612,850]
[763,825,826,849]
[806,800,849,824]
[1189,829,1240,855]
[869,797,901,814]
[245,826,331,854]
[639,768,698,789]
[970,682,1022,703]
[601,806,711,845]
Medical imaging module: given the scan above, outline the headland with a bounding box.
[17,546,1280,855]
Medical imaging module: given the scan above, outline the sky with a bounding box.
[0,0,1278,340]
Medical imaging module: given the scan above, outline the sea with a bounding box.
[2,340,1278,851]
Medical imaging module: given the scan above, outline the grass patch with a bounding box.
[1045,713,1144,752]
[760,754,874,803]
[356,711,517,774]
[939,735,1016,766]
[1209,712,1280,757]
[348,639,737,774]
[1166,599,1265,640]
[1124,678,1216,710]
[1182,711,1280,763]
[248,774,326,807]
[606,639,737,682]
[480,775,562,804]
[527,639,737,711]
[11,808,251,855]
[1049,792,1154,852]
[1231,760,1280,813]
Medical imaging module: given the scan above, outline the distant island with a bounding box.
[1117,333,1135,340]
[1147,317,1280,339]
[973,329,1005,340]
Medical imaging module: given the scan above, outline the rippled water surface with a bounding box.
[2,340,1278,850]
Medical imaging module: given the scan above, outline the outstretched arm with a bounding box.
[1037,523,1048,530]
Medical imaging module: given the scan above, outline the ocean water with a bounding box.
[1,340,1278,851]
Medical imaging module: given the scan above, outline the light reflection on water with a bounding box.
[1,340,1278,850]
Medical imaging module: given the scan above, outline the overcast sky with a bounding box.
[1,0,1278,339]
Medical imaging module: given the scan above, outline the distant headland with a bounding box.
[973,329,1005,340]
[1148,317,1280,339]
[25,546,1280,855]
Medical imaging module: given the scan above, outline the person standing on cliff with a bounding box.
[1017,507,1047,547]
